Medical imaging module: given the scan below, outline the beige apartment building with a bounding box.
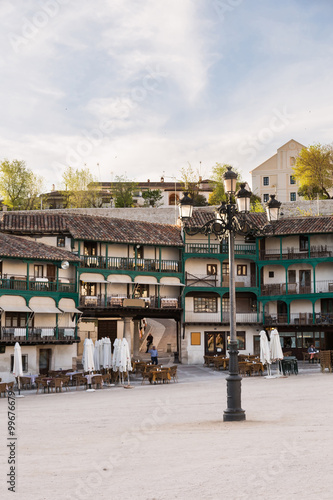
[250,139,305,203]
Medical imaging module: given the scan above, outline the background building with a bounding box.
[250,139,305,203]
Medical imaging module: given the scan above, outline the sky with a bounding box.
[1,0,333,191]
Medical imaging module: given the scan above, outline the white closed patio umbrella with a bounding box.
[83,338,95,391]
[270,328,284,377]
[112,338,121,382]
[93,340,101,371]
[102,338,112,370]
[118,338,132,387]
[260,330,272,377]
[13,342,24,398]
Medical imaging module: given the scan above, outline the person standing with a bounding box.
[146,333,153,353]
[149,346,158,365]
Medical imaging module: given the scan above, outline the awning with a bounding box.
[159,280,185,287]
[80,273,108,283]
[29,305,62,314]
[0,305,32,312]
[59,307,82,314]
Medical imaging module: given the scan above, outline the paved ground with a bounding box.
[1,363,332,500]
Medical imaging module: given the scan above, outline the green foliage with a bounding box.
[293,143,333,199]
[208,163,243,205]
[0,159,44,210]
[250,199,265,213]
[142,189,163,207]
[61,166,102,208]
[112,175,138,207]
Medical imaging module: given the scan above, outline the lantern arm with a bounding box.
[183,216,229,238]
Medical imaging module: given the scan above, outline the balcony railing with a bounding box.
[0,326,78,343]
[259,245,333,261]
[0,276,76,293]
[184,311,262,323]
[264,312,333,326]
[79,294,181,309]
[185,243,256,255]
[80,256,181,273]
[261,280,333,296]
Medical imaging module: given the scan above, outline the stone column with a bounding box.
[123,317,132,354]
[133,319,140,358]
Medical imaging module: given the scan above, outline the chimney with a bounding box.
[160,176,164,183]
[52,184,55,191]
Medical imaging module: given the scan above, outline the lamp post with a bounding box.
[179,167,281,422]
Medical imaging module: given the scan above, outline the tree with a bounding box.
[208,163,243,205]
[0,159,44,210]
[142,189,163,207]
[293,143,333,199]
[111,175,138,207]
[180,163,208,206]
[61,166,102,208]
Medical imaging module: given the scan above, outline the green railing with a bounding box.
[80,256,181,273]
[0,277,75,293]
[185,243,255,255]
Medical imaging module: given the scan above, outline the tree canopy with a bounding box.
[293,143,333,199]
[180,163,208,206]
[0,159,44,210]
[61,166,102,208]
[142,188,163,207]
[111,175,138,207]
[208,163,244,205]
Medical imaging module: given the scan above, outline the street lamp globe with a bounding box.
[223,166,238,195]
[178,192,194,220]
[265,194,281,222]
[236,183,251,213]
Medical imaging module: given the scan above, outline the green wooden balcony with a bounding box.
[80,256,181,273]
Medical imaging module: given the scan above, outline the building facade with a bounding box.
[250,139,305,203]
[1,208,333,381]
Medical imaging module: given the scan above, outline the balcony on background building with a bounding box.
[79,294,181,309]
[261,279,333,297]
[80,256,181,273]
[0,276,76,293]
[0,326,79,344]
[185,242,256,256]
[259,245,333,261]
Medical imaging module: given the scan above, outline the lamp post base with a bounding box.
[223,341,246,422]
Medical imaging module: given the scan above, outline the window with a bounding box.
[290,192,296,201]
[290,156,296,166]
[263,194,269,203]
[299,235,309,251]
[263,177,269,186]
[237,265,247,276]
[226,331,246,350]
[57,236,65,247]
[84,242,97,256]
[81,283,96,296]
[135,246,144,259]
[134,283,149,298]
[191,332,201,345]
[194,297,217,313]
[34,265,43,278]
[11,354,28,372]
[5,313,28,328]
[269,271,274,278]
[290,175,296,185]
[207,264,217,275]
[288,270,296,283]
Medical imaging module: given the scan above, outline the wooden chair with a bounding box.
[36,378,49,394]
[0,382,8,397]
[283,351,292,357]
[319,351,332,373]
[102,373,111,385]
[92,374,103,389]
[75,375,87,390]
[169,365,178,382]
[50,378,63,393]
[58,376,70,391]
[17,376,32,390]
[238,362,251,376]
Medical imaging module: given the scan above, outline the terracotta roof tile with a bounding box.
[0,233,81,261]
[0,212,183,246]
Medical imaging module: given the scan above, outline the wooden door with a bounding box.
[39,349,52,375]
[46,264,56,282]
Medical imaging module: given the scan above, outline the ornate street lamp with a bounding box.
[179,168,281,422]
